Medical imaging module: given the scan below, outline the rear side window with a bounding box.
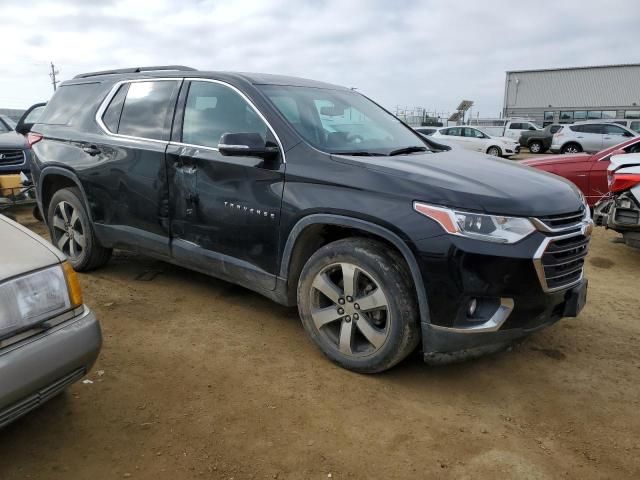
[509,123,523,129]
[549,125,562,134]
[583,124,604,134]
[117,81,179,141]
[38,83,101,125]
[102,84,129,133]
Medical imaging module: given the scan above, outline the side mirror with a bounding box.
[218,132,279,159]
[16,102,47,135]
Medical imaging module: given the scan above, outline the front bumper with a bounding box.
[422,280,587,364]
[0,307,101,428]
[414,220,591,363]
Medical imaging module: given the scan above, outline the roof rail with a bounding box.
[73,65,197,79]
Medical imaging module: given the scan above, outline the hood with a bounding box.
[520,152,591,167]
[0,215,64,281]
[496,136,518,145]
[0,131,27,149]
[335,150,583,217]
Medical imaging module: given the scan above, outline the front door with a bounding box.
[166,80,285,291]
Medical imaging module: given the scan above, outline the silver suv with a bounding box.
[551,122,638,154]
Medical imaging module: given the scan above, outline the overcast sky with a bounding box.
[2,0,639,116]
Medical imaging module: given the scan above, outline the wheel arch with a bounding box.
[39,167,93,224]
[486,145,502,155]
[280,214,431,328]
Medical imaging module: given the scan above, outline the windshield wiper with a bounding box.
[332,151,386,156]
[388,146,429,156]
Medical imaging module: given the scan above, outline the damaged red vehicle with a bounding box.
[522,137,640,207]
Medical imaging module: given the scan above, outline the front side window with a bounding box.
[464,127,484,138]
[509,123,522,130]
[445,127,462,137]
[260,85,427,155]
[182,81,269,148]
[603,124,629,136]
[117,80,179,140]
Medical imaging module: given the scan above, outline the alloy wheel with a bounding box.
[488,147,500,156]
[530,142,541,153]
[51,200,86,259]
[309,262,390,356]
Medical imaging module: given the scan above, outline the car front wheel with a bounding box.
[487,146,502,157]
[297,238,420,373]
[47,187,112,271]
[529,141,543,154]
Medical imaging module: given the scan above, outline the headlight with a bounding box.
[413,202,536,243]
[0,262,83,338]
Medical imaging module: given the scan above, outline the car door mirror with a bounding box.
[15,102,47,135]
[218,132,280,159]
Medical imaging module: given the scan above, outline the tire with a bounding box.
[528,140,543,154]
[47,187,112,271]
[297,238,420,373]
[487,146,502,157]
[561,143,582,154]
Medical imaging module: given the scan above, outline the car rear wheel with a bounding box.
[47,187,112,271]
[561,143,582,154]
[297,238,420,373]
[487,146,502,157]
[529,140,543,154]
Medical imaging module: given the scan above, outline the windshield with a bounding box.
[0,116,15,131]
[259,85,429,155]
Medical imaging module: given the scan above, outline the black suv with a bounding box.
[28,66,592,373]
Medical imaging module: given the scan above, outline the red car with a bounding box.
[522,136,640,207]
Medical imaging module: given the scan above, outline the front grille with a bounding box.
[539,234,589,291]
[0,149,25,166]
[535,209,586,231]
[0,368,85,429]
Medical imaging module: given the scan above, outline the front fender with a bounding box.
[279,213,432,329]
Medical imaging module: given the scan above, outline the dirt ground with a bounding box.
[1,197,640,479]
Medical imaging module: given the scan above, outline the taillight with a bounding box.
[609,173,640,193]
[26,132,43,148]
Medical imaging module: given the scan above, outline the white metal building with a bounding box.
[502,64,640,126]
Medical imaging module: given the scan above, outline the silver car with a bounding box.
[0,214,101,428]
[551,121,638,154]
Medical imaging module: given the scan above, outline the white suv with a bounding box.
[551,122,638,154]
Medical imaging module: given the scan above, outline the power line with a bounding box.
[49,62,60,91]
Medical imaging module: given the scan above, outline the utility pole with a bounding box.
[49,62,60,91]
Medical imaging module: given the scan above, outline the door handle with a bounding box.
[82,145,101,156]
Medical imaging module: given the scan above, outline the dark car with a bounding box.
[518,124,563,154]
[0,114,30,174]
[28,66,591,373]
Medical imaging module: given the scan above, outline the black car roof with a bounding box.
[65,67,349,91]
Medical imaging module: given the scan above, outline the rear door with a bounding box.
[439,127,468,149]
[166,79,285,291]
[574,124,604,152]
[91,78,182,257]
